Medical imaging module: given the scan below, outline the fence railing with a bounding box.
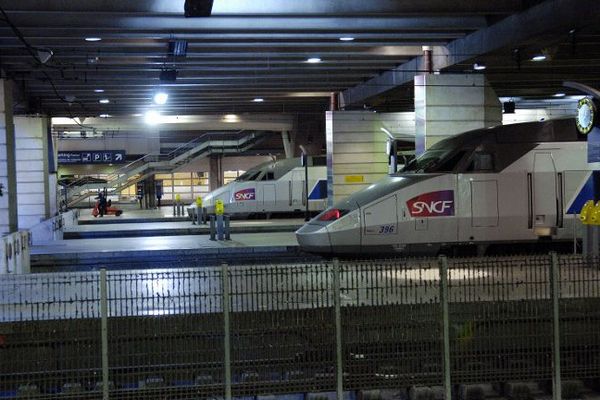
[0,255,599,400]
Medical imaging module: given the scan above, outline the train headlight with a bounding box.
[318,208,348,221]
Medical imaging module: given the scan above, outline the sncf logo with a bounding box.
[234,188,255,201]
[407,190,454,217]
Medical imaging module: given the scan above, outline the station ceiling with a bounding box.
[0,0,598,117]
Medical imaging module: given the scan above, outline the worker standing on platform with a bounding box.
[96,192,107,217]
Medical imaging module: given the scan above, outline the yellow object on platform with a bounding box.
[590,202,600,226]
[175,194,181,202]
[196,197,203,207]
[215,199,225,215]
[580,200,595,225]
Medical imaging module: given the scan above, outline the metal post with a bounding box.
[209,215,216,241]
[224,215,231,240]
[217,214,224,241]
[221,263,232,400]
[304,155,310,222]
[333,258,343,400]
[99,269,109,400]
[439,256,451,400]
[191,207,196,225]
[550,252,562,400]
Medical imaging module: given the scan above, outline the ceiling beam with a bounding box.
[340,0,600,107]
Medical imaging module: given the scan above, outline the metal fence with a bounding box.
[0,254,599,400]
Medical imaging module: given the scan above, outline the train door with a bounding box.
[530,152,559,233]
[290,170,304,209]
[262,184,276,212]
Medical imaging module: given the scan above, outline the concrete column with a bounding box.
[209,154,223,191]
[414,74,501,155]
[326,111,415,206]
[15,116,54,229]
[0,80,17,234]
[281,130,295,158]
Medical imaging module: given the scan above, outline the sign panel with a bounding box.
[234,188,256,201]
[58,150,126,164]
[344,175,364,183]
[407,190,455,217]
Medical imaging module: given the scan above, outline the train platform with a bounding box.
[31,232,310,271]
[64,218,305,239]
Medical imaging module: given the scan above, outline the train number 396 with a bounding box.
[378,224,395,234]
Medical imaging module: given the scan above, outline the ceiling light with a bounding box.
[94,89,105,93]
[339,37,355,41]
[132,113,143,117]
[531,55,546,62]
[253,98,264,102]
[473,63,486,71]
[99,99,110,104]
[99,114,111,118]
[85,37,102,42]
[553,93,566,97]
[306,57,322,63]
[144,110,161,125]
[153,92,169,105]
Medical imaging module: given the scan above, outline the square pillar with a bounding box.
[414,74,501,155]
[0,80,17,234]
[325,111,415,206]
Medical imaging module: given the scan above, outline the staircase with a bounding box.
[62,131,267,206]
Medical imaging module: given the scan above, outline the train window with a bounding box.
[467,152,495,172]
[261,172,275,181]
[435,151,467,172]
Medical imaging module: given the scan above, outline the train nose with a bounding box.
[295,223,332,254]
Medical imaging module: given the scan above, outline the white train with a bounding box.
[193,156,328,215]
[296,118,593,255]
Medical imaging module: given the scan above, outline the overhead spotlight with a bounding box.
[144,110,161,125]
[168,40,188,57]
[306,57,322,63]
[85,37,102,42]
[184,0,214,17]
[159,69,178,82]
[553,93,566,98]
[253,98,264,103]
[36,48,53,64]
[339,37,355,41]
[99,114,111,118]
[99,99,110,104]
[94,89,105,93]
[531,54,547,62]
[153,91,169,105]
[473,63,486,71]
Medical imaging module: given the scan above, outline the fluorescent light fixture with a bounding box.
[132,113,143,117]
[99,99,110,104]
[339,37,355,41]
[99,114,111,118]
[153,92,169,105]
[144,110,161,125]
[253,98,264,102]
[306,57,322,63]
[94,89,105,93]
[223,114,239,122]
[553,93,566,97]
[531,55,547,62]
[473,63,486,71]
[85,37,102,42]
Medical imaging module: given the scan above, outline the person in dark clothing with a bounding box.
[97,192,107,217]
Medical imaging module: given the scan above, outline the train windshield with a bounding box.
[401,149,451,172]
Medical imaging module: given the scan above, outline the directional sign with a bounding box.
[58,150,126,164]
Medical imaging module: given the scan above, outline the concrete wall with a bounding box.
[326,111,415,205]
[14,117,53,229]
[57,133,160,156]
[0,80,16,235]
[414,74,502,154]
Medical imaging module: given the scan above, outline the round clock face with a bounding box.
[576,97,596,134]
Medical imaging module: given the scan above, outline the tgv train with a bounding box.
[196,156,328,215]
[297,118,592,255]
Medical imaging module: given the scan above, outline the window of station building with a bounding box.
[224,170,245,185]
[146,172,210,203]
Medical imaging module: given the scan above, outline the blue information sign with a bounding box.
[58,150,126,164]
